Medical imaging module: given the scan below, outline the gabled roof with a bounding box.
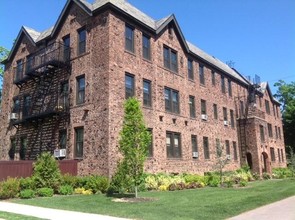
[4,0,250,86]
[259,82,280,105]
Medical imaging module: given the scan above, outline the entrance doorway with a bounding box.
[246,152,253,170]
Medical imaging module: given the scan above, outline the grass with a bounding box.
[12,179,295,220]
[0,211,42,220]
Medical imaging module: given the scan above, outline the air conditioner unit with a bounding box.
[224,120,228,126]
[201,114,208,121]
[226,155,231,160]
[192,152,199,158]
[54,149,66,158]
[10,113,18,120]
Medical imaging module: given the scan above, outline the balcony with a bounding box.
[248,105,266,119]
[11,93,69,125]
[14,42,71,85]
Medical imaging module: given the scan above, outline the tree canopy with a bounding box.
[274,80,295,154]
[0,46,9,105]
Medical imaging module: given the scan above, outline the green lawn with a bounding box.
[13,179,295,220]
[0,211,42,220]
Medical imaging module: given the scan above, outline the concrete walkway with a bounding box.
[0,201,130,220]
[228,196,295,220]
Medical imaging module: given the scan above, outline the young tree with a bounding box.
[215,141,229,184]
[111,97,151,198]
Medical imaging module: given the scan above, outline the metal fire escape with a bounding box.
[10,42,71,160]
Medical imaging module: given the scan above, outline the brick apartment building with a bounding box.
[0,0,286,177]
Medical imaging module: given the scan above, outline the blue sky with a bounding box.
[1,0,294,93]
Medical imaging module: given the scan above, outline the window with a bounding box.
[270,148,275,162]
[63,35,71,61]
[166,132,181,158]
[147,129,153,157]
[75,127,84,158]
[275,126,278,139]
[281,149,284,162]
[191,135,198,158]
[211,71,215,85]
[223,107,228,121]
[12,98,20,113]
[265,100,270,114]
[203,137,210,159]
[26,55,33,73]
[225,140,230,156]
[228,79,232,97]
[143,79,151,107]
[233,141,238,160]
[221,75,226,93]
[16,59,23,81]
[60,81,69,109]
[188,59,194,80]
[76,76,85,104]
[189,96,196,118]
[240,100,245,117]
[23,95,31,117]
[163,46,178,72]
[201,99,207,115]
[20,137,27,160]
[276,106,280,118]
[278,127,281,139]
[277,148,281,162]
[199,65,205,85]
[125,74,134,99]
[259,97,262,108]
[165,88,179,113]
[273,104,276,118]
[260,125,265,142]
[216,138,221,156]
[77,28,86,55]
[230,110,235,128]
[59,130,67,149]
[142,34,151,60]
[267,123,273,138]
[125,25,134,52]
[213,104,218,120]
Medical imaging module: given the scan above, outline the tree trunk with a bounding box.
[135,185,138,198]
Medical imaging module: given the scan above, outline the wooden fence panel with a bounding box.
[0,160,78,181]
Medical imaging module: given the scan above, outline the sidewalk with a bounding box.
[228,195,295,220]
[0,201,130,220]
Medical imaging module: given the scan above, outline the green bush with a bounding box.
[239,180,248,187]
[61,174,80,188]
[272,168,293,179]
[223,177,234,188]
[205,173,220,187]
[59,185,74,195]
[19,189,35,199]
[252,172,260,180]
[37,187,54,197]
[0,177,20,199]
[32,152,61,192]
[84,175,109,193]
[19,177,35,190]
[184,174,205,185]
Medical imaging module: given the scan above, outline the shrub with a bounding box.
[158,185,168,191]
[61,174,80,188]
[32,152,61,192]
[262,172,271,180]
[239,180,248,187]
[74,187,85,194]
[252,172,260,180]
[19,189,35,199]
[272,168,293,179]
[223,177,234,188]
[37,188,54,197]
[145,175,158,190]
[168,183,177,191]
[82,189,93,195]
[84,175,109,193]
[19,177,35,190]
[0,177,20,199]
[59,185,74,195]
[205,173,220,187]
[184,174,205,184]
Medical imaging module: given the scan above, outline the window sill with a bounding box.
[167,158,183,160]
[71,51,90,61]
[143,105,153,110]
[142,57,152,63]
[188,79,195,83]
[165,111,181,117]
[124,50,136,57]
[74,157,83,161]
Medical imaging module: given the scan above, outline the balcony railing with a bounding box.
[14,42,71,84]
[11,93,69,124]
